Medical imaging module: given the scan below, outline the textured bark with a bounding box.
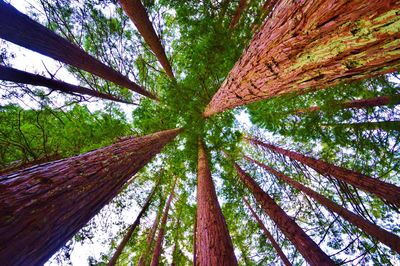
[196,140,238,266]
[229,0,248,29]
[193,208,197,266]
[150,177,177,266]
[0,128,181,265]
[242,197,292,266]
[295,94,400,114]
[119,0,174,78]
[204,0,400,116]
[246,156,400,254]
[108,181,159,266]
[0,65,133,105]
[234,163,334,265]
[248,138,400,207]
[0,1,156,99]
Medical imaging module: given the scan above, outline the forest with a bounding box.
[0,0,399,265]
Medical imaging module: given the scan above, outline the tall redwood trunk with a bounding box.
[245,156,400,254]
[234,163,334,265]
[295,94,400,114]
[0,65,133,105]
[229,0,248,29]
[193,207,197,266]
[196,140,238,266]
[242,197,292,266]
[119,0,174,79]
[0,128,181,265]
[204,1,400,116]
[0,1,157,100]
[150,176,177,266]
[248,138,400,207]
[108,181,160,266]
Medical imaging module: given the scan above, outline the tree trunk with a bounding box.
[137,202,164,266]
[150,176,177,266]
[324,120,400,132]
[193,207,197,266]
[119,0,174,79]
[0,153,62,176]
[196,140,238,266]
[295,94,400,114]
[234,163,334,265]
[0,128,181,265]
[229,0,248,30]
[242,197,292,266]
[108,180,160,266]
[0,65,133,105]
[251,0,279,32]
[204,1,400,116]
[0,1,157,100]
[246,155,400,254]
[248,138,400,207]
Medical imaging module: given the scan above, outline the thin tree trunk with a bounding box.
[251,0,279,32]
[248,138,400,207]
[150,176,177,266]
[193,207,197,266]
[108,180,160,266]
[295,94,400,114]
[234,163,334,265]
[204,1,400,116]
[171,217,181,266]
[245,155,400,254]
[0,65,134,105]
[0,1,157,99]
[119,0,174,79]
[0,128,181,265]
[242,197,292,266]
[229,0,248,30]
[323,120,400,132]
[137,202,164,266]
[196,140,238,266]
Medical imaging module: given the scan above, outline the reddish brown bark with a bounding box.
[229,0,248,29]
[248,138,400,207]
[119,0,174,79]
[193,208,197,266]
[234,163,334,265]
[246,156,400,254]
[0,1,156,99]
[0,65,133,105]
[204,1,400,116]
[108,181,160,266]
[0,128,181,265]
[295,94,400,114]
[242,197,292,266]
[196,140,238,266]
[150,176,177,266]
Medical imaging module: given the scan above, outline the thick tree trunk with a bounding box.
[150,176,177,266]
[242,197,292,266]
[246,156,400,254]
[0,128,181,265]
[295,94,400,114]
[108,181,160,266]
[234,163,334,265]
[248,138,400,207]
[204,1,400,116]
[0,1,156,100]
[119,0,174,79]
[229,0,248,29]
[0,65,133,105]
[196,140,238,266]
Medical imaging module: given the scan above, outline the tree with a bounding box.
[229,0,248,29]
[0,128,181,265]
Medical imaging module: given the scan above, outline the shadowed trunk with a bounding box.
[196,140,238,266]
[0,153,62,176]
[234,163,334,265]
[0,128,181,265]
[108,181,160,266]
[245,155,400,254]
[204,1,400,116]
[150,176,177,266]
[248,138,400,207]
[242,197,292,266]
[229,0,248,29]
[0,65,134,105]
[0,1,157,99]
[119,0,174,78]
